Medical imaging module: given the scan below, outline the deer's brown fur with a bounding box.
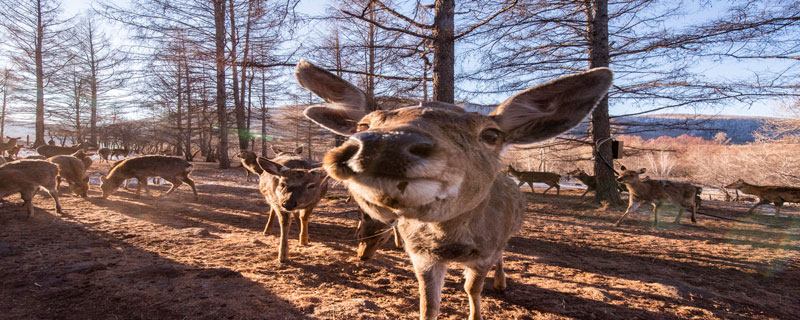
[237,150,262,182]
[295,60,612,319]
[101,155,198,200]
[97,148,112,163]
[70,149,93,170]
[7,144,22,159]
[725,179,800,216]
[36,142,90,158]
[256,152,329,262]
[110,148,130,159]
[47,155,89,198]
[615,166,701,226]
[507,165,561,195]
[0,137,21,157]
[0,159,63,217]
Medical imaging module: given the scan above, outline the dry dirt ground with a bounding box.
[1,161,799,319]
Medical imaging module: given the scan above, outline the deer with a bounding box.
[237,150,263,182]
[47,155,89,198]
[0,137,21,157]
[7,144,23,159]
[355,208,403,261]
[270,145,304,158]
[70,149,94,170]
[110,147,130,160]
[0,159,63,218]
[724,178,800,216]
[100,155,198,200]
[97,147,112,163]
[614,166,701,227]
[255,150,329,262]
[36,142,91,158]
[507,165,561,195]
[294,60,612,320]
[566,168,598,198]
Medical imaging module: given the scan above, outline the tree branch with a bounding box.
[455,0,518,40]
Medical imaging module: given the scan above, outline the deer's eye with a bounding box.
[479,128,502,145]
[279,182,287,188]
[307,184,316,190]
[357,123,370,132]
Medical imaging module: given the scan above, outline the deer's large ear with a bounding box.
[256,157,287,176]
[490,68,612,145]
[296,60,372,136]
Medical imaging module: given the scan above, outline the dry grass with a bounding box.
[0,162,798,319]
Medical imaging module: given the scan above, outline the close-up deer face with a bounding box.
[617,166,646,184]
[296,60,612,223]
[258,158,329,211]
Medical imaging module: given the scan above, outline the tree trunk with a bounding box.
[432,0,455,104]
[33,0,46,147]
[1,69,8,139]
[229,0,247,151]
[260,68,267,157]
[176,61,184,156]
[587,0,621,204]
[88,27,98,147]
[214,0,230,168]
[184,55,193,160]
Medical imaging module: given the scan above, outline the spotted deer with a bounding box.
[724,179,800,216]
[256,152,329,262]
[295,60,612,320]
[100,155,198,200]
[0,159,63,217]
[507,165,561,195]
[615,166,701,226]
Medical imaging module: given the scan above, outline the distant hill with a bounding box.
[456,103,774,145]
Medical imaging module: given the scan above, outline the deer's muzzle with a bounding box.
[327,131,434,179]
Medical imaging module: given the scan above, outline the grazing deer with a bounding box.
[724,179,800,216]
[507,165,561,195]
[0,160,63,217]
[110,147,130,160]
[47,155,89,198]
[97,148,112,163]
[100,155,198,200]
[614,166,701,226]
[0,137,21,157]
[295,60,612,319]
[237,150,262,182]
[36,142,91,158]
[256,151,329,262]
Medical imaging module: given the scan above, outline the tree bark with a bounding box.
[176,61,184,156]
[33,0,46,147]
[432,0,455,104]
[88,26,98,147]
[214,0,230,168]
[587,0,621,204]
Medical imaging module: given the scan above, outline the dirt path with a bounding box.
[1,162,798,319]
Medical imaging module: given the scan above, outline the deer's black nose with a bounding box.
[282,199,297,210]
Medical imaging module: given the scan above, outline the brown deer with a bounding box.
[256,151,329,262]
[7,144,23,159]
[36,142,91,158]
[270,145,304,158]
[724,179,800,216]
[70,149,94,170]
[507,165,561,195]
[100,155,198,200]
[615,166,701,226]
[355,208,402,261]
[110,147,130,160]
[0,159,63,217]
[295,60,612,319]
[97,147,112,163]
[47,155,89,197]
[0,137,21,157]
[237,150,262,182]
[566,168,598,198]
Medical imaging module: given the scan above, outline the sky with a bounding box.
[9,0,797,122]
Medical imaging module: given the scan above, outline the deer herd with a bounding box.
[1,61,799,319]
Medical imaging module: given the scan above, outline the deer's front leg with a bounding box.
[615,197,641,226]
[276,210,292,262]
[747,198,770,214]
[411,255,445,320]
[263,207,276,234]
[464,265,490,320]
[299,208,312,246]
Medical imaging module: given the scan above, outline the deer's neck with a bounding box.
[738,183,762,194]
